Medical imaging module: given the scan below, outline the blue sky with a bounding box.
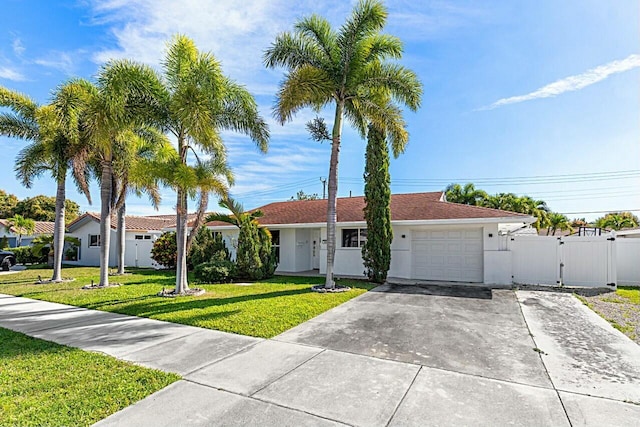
[1,0,638,221]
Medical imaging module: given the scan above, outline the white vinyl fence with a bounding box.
[617,239,640,286]
[509,235,616,288]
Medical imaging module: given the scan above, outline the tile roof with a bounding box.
[206,192,528,227]
[68,212,177,232]
[0,219,55,234]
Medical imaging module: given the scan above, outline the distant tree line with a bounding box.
[0,190,80,223]
[445,183,639,234]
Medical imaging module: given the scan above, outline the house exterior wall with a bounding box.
[318,223,504,282]
[67,221,118,267]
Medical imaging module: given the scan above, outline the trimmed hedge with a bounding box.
[193,260,236,284]
[11,246,46,264]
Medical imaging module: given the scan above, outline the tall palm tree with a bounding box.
[445,183,487,205]
[68,62,166,287]
[4,214,35,246]
[137,35,269,294]
[112,127,171,274]
[1,84,91,281]
[265,0,422,288]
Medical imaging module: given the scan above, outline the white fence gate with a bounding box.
[124,240,156,268]
[509,235,616,288]
[617,239,640,286]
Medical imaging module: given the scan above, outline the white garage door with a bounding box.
[412,229,483,282]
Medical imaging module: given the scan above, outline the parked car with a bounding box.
[0,250,16,271]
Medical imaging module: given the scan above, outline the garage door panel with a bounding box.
[411,228,483,282]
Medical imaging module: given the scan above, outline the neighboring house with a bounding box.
[65,212,176,268]
[0,219,55,247]
[206,192,535,285]
[617,227,640,238]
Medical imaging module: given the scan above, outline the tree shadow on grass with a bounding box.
[85,287,314,318]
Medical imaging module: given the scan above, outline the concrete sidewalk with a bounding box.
[2,289,640,426]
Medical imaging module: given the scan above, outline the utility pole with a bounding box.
[320,177,327,199]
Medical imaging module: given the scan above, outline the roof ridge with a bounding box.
[437,200,529,217]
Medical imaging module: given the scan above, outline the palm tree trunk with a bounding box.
[99,160,113,287]
[175,188,189,293]
[325,101,344,289]
[51,178,66,281]
[116,202,126,274]
[186,191,209,254]
[175,137,189,294]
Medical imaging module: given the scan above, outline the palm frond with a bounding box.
[14,142,52,187]
[0,86,38,119]
[0,113,38,140]
[295,15,339,63]
[274,65,334,124]
[214,79,270,152]
[359,62,422,111]
[264,32,328,70]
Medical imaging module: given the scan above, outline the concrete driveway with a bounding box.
[3,284,639,426]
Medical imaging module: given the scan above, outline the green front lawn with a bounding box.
[0,267,374,338]
[0,327,179,427]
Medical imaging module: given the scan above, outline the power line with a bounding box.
[559,209,640,214]
[342,169,640,186]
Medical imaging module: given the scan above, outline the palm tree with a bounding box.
[136,35,269,295]
[112,127,171,274]
[595,212,639,231]
[1,84,91,280]
[4,214,35,246]
[67,62,165,287]
[445,183,487,205]
[31,234,80,262]
[265,0,422,288]
[546,212,572,236]
[205,196,273,279]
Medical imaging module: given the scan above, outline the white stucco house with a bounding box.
[206,191,535,285]
[0,219,56,247]
[65,212,177,268]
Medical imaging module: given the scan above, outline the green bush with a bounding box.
[193,260,236,283]
[151,232,177,268]
[189,228,229,268]
[12,246,46,264]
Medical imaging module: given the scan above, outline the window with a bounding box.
[342,228,367,248]
[135,235,144,240]
[136,235,152,240]
[88,234,100,247]
[271,230,280,262]
[144,235,152,240]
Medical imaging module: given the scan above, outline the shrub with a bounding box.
[193,260,236,283]
[151,232,177,268]
[12,246,46,264]
[189,228,229,267]
[0,236,8,249]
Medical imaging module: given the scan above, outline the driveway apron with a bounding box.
[2,286,640,426]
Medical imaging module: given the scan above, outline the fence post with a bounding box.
[607,231,617,288]
[557,237,563,286]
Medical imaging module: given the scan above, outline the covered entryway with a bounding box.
[411,228,483,282]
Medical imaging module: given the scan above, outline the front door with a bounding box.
[311,230,320,269]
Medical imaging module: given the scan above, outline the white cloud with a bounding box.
[34,51,76,74]
[481,54,640,110]
[0,66,25,81]
[12,38,25,56]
